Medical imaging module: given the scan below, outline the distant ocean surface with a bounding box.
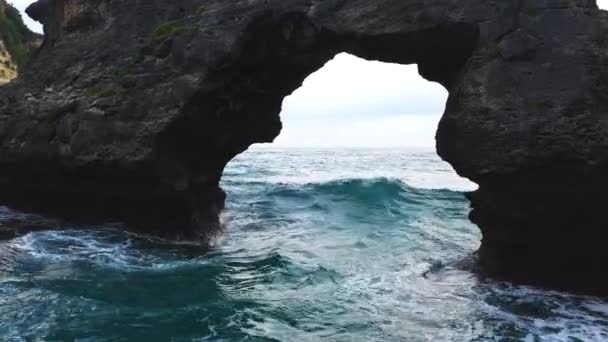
[1,147,608,341]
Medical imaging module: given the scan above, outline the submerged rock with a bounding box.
[0,0,607,294]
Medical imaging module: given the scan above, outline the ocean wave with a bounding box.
[231,177,464,201]
[300,177,414,198]
[1,149,605,341]
[224,177,468,222]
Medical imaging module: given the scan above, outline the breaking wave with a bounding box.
[1,148,607,341]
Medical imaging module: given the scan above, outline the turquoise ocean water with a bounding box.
[1,148,608,341]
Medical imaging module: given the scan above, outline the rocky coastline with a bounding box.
[1,0,608,294]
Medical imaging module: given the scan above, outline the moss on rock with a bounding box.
[0,2,37,70]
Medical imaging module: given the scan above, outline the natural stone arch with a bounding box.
[1,0,608,294]
[155,14,479,200]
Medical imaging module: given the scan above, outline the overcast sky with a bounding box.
[10,0,42,32]
[9,0,608,147]
[275,53,447,147]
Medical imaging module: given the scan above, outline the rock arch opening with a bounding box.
[154,17,481,237]
[157,18,481,188]
[267,53,449,149]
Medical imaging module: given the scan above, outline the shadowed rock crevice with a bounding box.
[1,0,608,295]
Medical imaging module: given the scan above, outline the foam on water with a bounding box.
[0,148,607,341]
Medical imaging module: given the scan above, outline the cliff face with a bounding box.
[0,0,41,83]
[1,0,608,294]
[0,0,17,83]
[0,40,16,83]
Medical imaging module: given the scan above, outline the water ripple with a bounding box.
[0,148,607,340]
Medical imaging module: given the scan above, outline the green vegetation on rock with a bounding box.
[84,86,121,97]
[0,3,35,69]
[526,6,543,18]
[152,20,196,41]
[197,4,208,14]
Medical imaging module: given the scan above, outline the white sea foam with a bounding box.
[0,148,606,340]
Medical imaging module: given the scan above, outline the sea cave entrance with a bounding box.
[217,52,481,265]
[216,51,478,268]
[219,54,481,306]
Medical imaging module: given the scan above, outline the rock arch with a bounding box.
[1,0,608,294]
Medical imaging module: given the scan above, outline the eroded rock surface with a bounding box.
[1,0,608,294]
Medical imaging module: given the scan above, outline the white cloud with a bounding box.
[282,53,446,119]
[273,53,447,148]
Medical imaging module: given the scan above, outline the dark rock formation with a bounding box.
[1,0,608,294]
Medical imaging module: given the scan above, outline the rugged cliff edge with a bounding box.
[0,0,41,83]
[1,0,607,294]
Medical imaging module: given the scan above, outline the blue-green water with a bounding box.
[1,148,608,341]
